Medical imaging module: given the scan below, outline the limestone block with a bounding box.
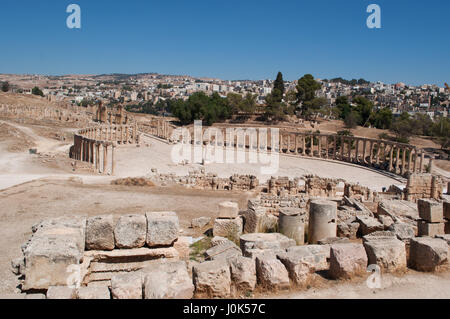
[193,260,231,298]
[205,240,242,261]
[418,199,444,223]
[213,217,243,243]
[173,236,191,261]
[46,286,76,299]
[191,217,211,228]
[418,220,445,237]
[363,238,407,273]
[284,245,330,272]
[377,215,394,229]
[76,286,111,299]
[146,212,179,247]
[410,237,448,271]
[240,208,276,234]
[389,223,416,242]
[329,243,368,279]
[435,234,450,245]
[114,214,147,249]
[229,256,257,292]
[218,201,239,219]
[22,235,84,291]
[255,255,290,290]
[356,216,384,236]
[25,294,46,299]
[239,233,296,257]
[337,221,360,239]
[443,201,450,220]
[111,273,143,299]
[86,215,115,251]
[143,261,194,299]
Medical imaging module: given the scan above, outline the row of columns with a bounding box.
[71,135,116,175]
[171,128,425,177]
[279,133,424,175]
[78,124,139,145]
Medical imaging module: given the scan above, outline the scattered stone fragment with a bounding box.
[255,255,290,290]
[46,286,76,299]
[409,237,448,272]
[111,272,143,299]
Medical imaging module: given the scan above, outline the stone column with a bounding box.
[103,144,108,175]
[376,142,381,165]
[278,208,305,245]
[408,148,413,173]
[369,141,374,165]
[302,136,306,155]
[401,148,406,175]
[340,136,344,160]
[111,144,116,175]
[395,146,400,174]
[420,151,424,173]
[295,134,299,154]
[93,143,97,172]
[355,139,360,162]
[325,136,329,159]
[308,200,337,244]
[362,139,367,164]
[413,149,418,173]
[310,135,314,157]
[333,136,337,159]
[389,145,394,172]
[318,136,322,158]
[347,138,352,161]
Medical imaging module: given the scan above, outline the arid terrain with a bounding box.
[0,91,449,298]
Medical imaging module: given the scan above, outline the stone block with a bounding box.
[337,221,360,239]
[86,215,115,251]
[229,256,257,292]
[218,201,239,219]
[284,245,330,272]
[146,212,179,247]
[356,215,384,236]
[205,240,242,261]
[46,286,76,299]
[22,235,84,291]
[193,260,231,298]
[213,217,242,243]
[143,261,194,299]
[173,236,191,261]
[76,286,111,299]
[329,243,368,279]
[191,217,211,228]
[410,237,448,272]
[444,201,450,220]
[418,220,445,237]
[389,223,415,242]
[114,214,147,249]
[363,238,407,273]
[255,255,290,290]
[111,273,143,299]
[239,233,296,257]
[240,208,276,234]
[418,199,444,223]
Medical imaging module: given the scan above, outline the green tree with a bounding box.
[372,108,393,129]
[295,74,322,114]
[32,87,44,97]
[273,72,285,101]
[1,81,10,92]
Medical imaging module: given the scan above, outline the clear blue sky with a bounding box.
[0,0,449,86]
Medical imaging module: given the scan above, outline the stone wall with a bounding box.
[405,173,444,202]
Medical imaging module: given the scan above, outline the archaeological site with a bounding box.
[0,92,448,301]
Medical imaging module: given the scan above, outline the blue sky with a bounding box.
[0,0,449,85]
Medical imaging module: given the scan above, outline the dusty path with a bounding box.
[271,271,450,299]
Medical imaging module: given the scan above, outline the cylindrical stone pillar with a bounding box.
[308,199,337,244]
[279,208,305,245]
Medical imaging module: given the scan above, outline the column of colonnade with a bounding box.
[275,132,425,176]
